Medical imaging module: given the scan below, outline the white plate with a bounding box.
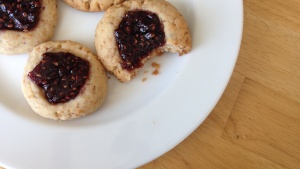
[0,0,243,168]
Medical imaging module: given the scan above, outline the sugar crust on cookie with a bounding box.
[0,0,58,55]
[21,40,107,120]
[95,0,192,82]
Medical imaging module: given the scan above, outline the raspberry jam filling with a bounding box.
[0,0,41,31]
[115,10,166,71]
[28,52,90,104]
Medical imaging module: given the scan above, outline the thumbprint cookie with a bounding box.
[0,0,58,55]
[21,40,107,120]
[95,0,192,82]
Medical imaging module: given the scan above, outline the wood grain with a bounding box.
[139,0,300,168]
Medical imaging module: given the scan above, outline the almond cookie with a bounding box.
[21,40,107,120]
[63,0,127,12]
[95,0,192,82]
[0,0,57,55]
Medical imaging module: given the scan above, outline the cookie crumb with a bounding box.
[142,78,147,82]
[151,62,160,75]
[144,70,148,73]
[152,69,159,75]
[152,62,160,69]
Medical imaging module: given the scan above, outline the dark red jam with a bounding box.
[0,0,41,31]
[115,10,166,71]
[28,52,90,104]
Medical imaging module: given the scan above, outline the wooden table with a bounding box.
[139,0,300,168]
[1,0,299,169]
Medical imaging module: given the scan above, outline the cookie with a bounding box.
[0,0,58,55]
[63,0,127,12]
[95,0,192,82]
[21,40,107,120]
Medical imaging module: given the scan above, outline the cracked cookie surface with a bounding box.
[63,0,127,12]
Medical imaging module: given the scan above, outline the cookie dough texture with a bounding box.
[0,0,58,55]
[21,41,107,120]
[63,0,127,12]
[95,0,192,82]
